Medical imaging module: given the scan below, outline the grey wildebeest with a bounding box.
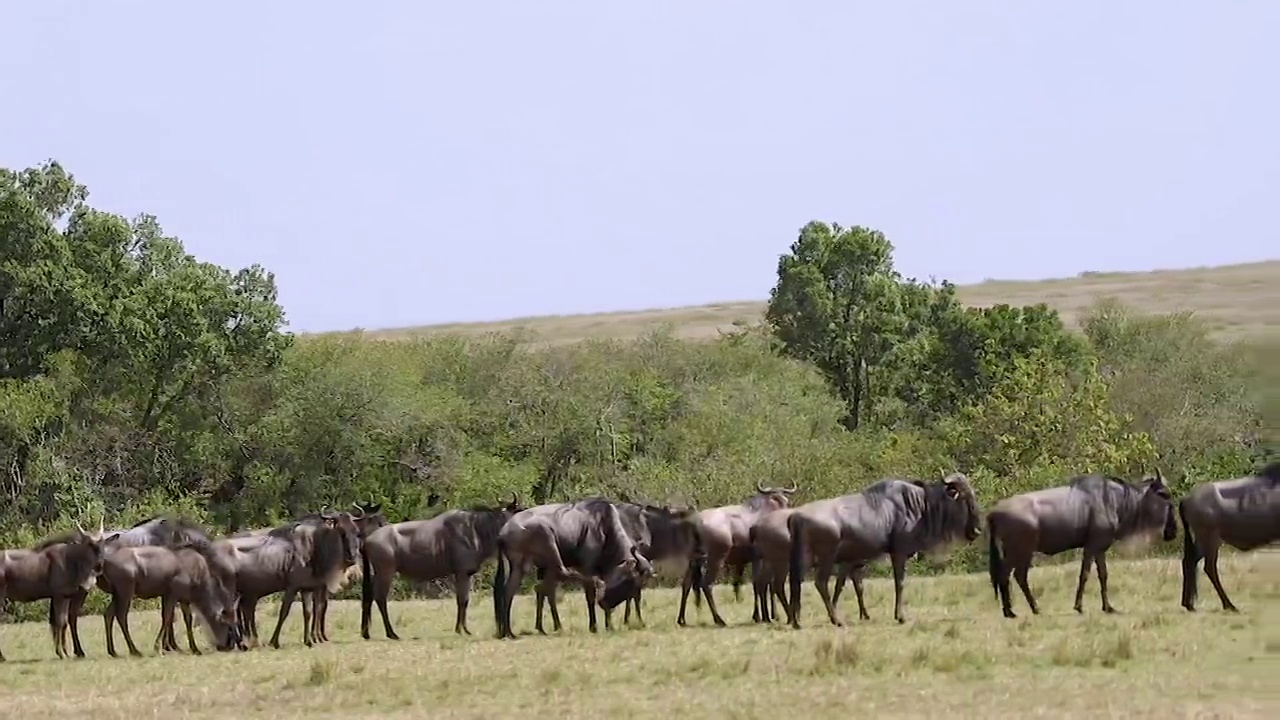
[677,481,797,627]
[788,474,982,628]
[220,512,358,649]
[361,495,523,639]
[0,526,106,660]
[986,471,1176,619]
[97,539,239,657]
[532,500,697,633]
[492,498,654,639]
[301,503,386,644]
[1180,461,1280,613]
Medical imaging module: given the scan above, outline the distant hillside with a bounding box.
[325,260,1280,345]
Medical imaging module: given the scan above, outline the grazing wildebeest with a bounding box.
[97,539,239,657]
[219,512,356,649]
[788,473,982,628]
[677,481,797,627]
[492,498,655,639]
[0,526,106,660]
[986,471,1176,619]
[532,501,697,632]
[1180,462,1280,613]
[361,495,523,639]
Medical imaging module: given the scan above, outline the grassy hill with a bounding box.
[334,260,1280,345]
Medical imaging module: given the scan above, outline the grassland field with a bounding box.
[337,260,1280,344]
[1,552,1276,719]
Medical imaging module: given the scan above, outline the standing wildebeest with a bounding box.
[492,498,654,639]
[677,481,797,628]
[303,503,386,644]
[0,527,106,661]
[986,471,1176,619]
[1180,462,1280,613]
[97,539,239,657]
[361,495,523,639]
[788,474,982,628]
[532,501,697,632]
[220,512,357,649]
[748,509,864,625]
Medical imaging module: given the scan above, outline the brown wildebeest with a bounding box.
[677,481,797,627]
[0,526,106,660]
[492,498,654,639]
[748,508,861,624]
[986,471,1176,619]
[788,473,982,628]
[361,495,523,639]
[97,540,239,657]
[533,500,697,632]
[1180,461,1280,612]
[219,512,357,649]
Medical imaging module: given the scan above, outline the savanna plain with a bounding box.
[2,553,1277,720]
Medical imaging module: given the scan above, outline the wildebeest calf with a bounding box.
[986,471,1176,618]
[788,473,982,628]
[1180,461,1280,612]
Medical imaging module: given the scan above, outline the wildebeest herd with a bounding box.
[0,463,1276,662]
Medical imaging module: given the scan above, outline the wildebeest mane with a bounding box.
[266,521,302,539]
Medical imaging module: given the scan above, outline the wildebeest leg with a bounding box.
[114,591,143,658]
[154,596,177,655]
[316,591,329,643]
[67,590,87,658]
[810,553,843,627]
[677,560,697,626]
[890,553,910,624]
[104,596,119,658]
[849,565,871,621]
[631,588,645,626]
[238,596,258,648]
[769,571,790,625]
[49,595,71,659]
[1012,563,1039,615]
[453,572,473,635]
[1072,551,1096,614]
[583,581,603,632]
[698,553,729,627]
[181,602,203,655]
[730,562,746,603]
[1201,542,1239,612]
[498,562,527,640]
[752,560,770,623]
[300,590,315,647]
[267,588,299,649]
[1095,552,1117,613]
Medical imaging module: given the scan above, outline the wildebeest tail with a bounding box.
[360,536,373,614]
[689,525,706,609]
[986,514,1002,602]
[1178,499,1199,603]
[492,537,508,636]
[787,513,803,622]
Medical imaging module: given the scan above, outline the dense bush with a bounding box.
[1,162,1271,620]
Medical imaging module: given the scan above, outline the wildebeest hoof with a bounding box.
[1182,603,1196,612]
[1223,604,1240,613]
[895,617,905,625]
[129,651,142,658]
[1073,605,1084,614]
[1002,610,1017,619]
[1103,606,1118,614]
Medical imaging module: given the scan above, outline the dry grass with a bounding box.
[2,553,1277,719]
[339,260,1280,345]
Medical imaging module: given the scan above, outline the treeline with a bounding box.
[1,162,1273,606]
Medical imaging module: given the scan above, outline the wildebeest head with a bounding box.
[501,492,525,516]
[752,480,799,510]
[349,500,388,537]
[1137,470,1176,542]
[319,508,362,567]
[598,545,655,610]
[63,526,108,590]
[938,472,982,542]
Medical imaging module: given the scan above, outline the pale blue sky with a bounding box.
[4,2,1276,333]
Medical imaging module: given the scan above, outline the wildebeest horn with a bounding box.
[510,492,519,507]
[1155,467,1164,484]
[756,480,768,494]
[349,502,365,520]
[782,480,798,494]
[98,514,105,535]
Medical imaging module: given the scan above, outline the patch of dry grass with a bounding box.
[338,260,1280,345]
[1,553,1277,719]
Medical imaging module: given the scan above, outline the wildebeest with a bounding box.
[0,526,106,660]
[361,495,523,639]
[302,503,386,644]
[97,539,239,657]
[532,500,697,632]
[748,508,863,625]
[492,498,654,639]
[219,512,357,649]
[677,481,797,627]
[788,474,982,628]
[986,471,1176,619]
[1180,461,1280,612]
